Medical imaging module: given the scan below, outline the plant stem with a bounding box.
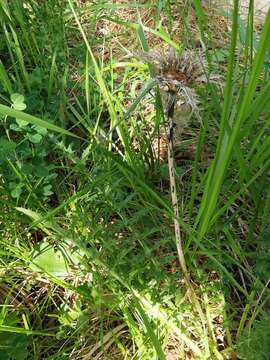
[166,93,189,280]
[166,98,208,338]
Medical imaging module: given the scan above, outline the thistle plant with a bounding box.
[139,47,209,279]
[139,48,208,136]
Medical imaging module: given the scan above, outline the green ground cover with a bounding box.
[0,1,270,359]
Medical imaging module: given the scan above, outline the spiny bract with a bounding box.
[138,47,210,134]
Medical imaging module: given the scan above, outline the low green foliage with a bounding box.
[237,316,270,360]
[0,332,29,360]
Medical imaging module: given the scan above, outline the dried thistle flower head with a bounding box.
[138,47,209,135]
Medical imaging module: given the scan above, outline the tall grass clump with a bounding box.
[0,0,270,359]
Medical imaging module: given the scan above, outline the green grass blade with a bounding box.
[196,6,270,238]
[67,0,132,161]
[0,60,12,94]
[0,104,80,138]
[0,325,55,337]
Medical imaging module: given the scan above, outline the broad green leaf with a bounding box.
[11,93,27,111]
[30,242,70,278]
[11,93,25,104]
[16,118,29,127]
[9,123,22,132]
[33,125,48,135]
[14,103,27,111]
[28,133,42,144]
